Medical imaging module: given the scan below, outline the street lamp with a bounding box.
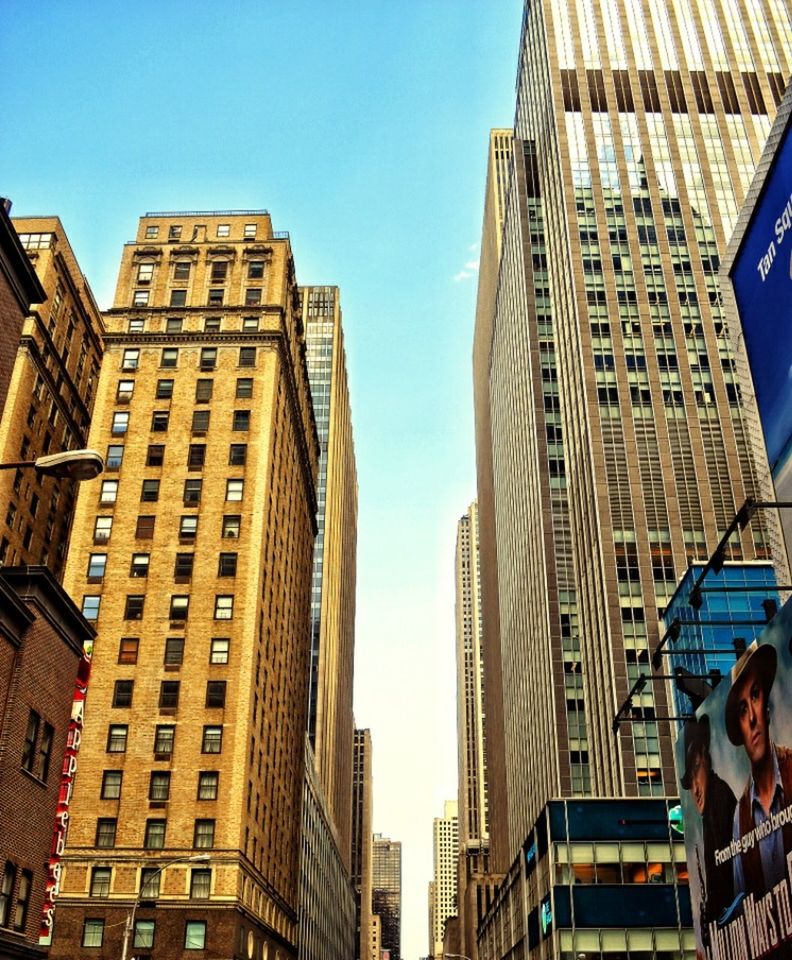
[0,449,104,480]
[120,854,210,960]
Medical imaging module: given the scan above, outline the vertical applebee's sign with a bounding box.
[39,640,93,943]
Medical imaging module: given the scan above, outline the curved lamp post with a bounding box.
[120,854,210,960]
[0,449,104,481]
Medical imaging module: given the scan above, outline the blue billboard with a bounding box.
[731,118,792,484]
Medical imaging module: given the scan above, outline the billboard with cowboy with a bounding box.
[675,595,792,959]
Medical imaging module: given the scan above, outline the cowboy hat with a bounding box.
[724,641,777,746]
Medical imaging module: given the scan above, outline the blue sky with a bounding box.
[1,2,521,955]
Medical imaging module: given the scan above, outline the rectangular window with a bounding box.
[165,637,185,665]
[204,317,221,332]
[244,288,262,306]
[111,411,129,435]
[145,225,159,239]
[82,596,101,620]
[106,725,128,753]
[183,479,202,504]
[198,771,219,799]
[136,515,156,539]
[244,224,256,239]
[82,918,105,946]
[238,346,256,367]
[222,515,240,538]
[21,710,39,771]
[133,290,149,307]
[39,724,54,781]
[232,410,250,431]
[154,725,175,755]
[206,681,227,708]
[235,378,253,398]
[210,261,228,282]
[101,770,123,799]
[218,553,237,577]
[168,225,182,240]
[124,595,145,620]
[214,595,234,620]
[174,553,194,581]
[0,863,15,928]
[180,516,198,541]
[122,349,139,371]
[118,637,139,664]
[166,317,183,334]
[156,378,174,399]
[208,288,224,306]
[13,870,31,932]
[200,347,217,370]
[112,680,134,708]
[170,289,187,307]
[141,479,160,502]
[216,224,230,238]
[116,380,134,402]
[185,920,207,950]
[96,818,117,847]
[100,480,118,505]
[247,261,264,279]
[192,410,210,434]
[170,596,189,621]
[151,411,170,432]
[159,681,180,709]
[173,261,190,280]
[146,444,165,467]
[128,318,145,332]
[228,443,247,465]
[94,516,113,543]
[202,726,223,753]
[225,479,244,501]
[195,379,213,402]
[190,868,211,899]
[161,348,178,368]
[193,819,215,849]
[137,262,154,284]
[140,868,160,899]
[242,315,259,330]
[144,819,166,849]
[149,771,171,801]
[130,553,150,577]
[210,638,230,664]
[90,867,111,898]
[87,554,107,580]
[187,444,206,469]
[134,919,155,949]
[106,444,124,470]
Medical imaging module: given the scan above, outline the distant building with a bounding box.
[48,211,319,960]
[0,566,94,960]
[430,801,458,958]
[0,216,103,579]
[351,729,374,960]
[372,834,401,960]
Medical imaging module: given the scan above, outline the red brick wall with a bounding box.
[0,269,25,416]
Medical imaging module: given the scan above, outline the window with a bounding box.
[232,410,250,431]
[180,516,198,541]
[170,595,189,621]
[116,380,134,402]
[87,553,107,580]
[39,724,54,781]
[193,819,215,849]
[121,349,140,371]
[192,410,210,434]
[222,515,240,538]
[145,225,159,239]
[174,553,194,581]
[130,553,150,577]
[245,288,262,306]
[190,868,211,899]
[113,680,134,708]
[206,681,226,708]
[128,318,144,333]
[90,867,111,898]
[156,378,174,399]
[200,347,217,370]
[198,771,219,799]
[225,479,244,501]
[195,379,213,402]
[183,479,202,504]
[247,261,264,279]
[118,638,139,664]
[154,725,175,755]
[170,289,187,307]
[185,920,207,950]
[21,710,39,772]
[107,725,128,753]
[106,444,124,470]
[165,637,185,665]
[137,262,154,284]
[0,863,15,927]
[228,443,247,466]
[242,316,259,331]
[94,516,113,543]
[134,919,155,949]
[161,348,178,368]
[216,224,230,238]
[173,260,190,280]
[149,771,170,801]
[244,223,256,239]
[100,480,118,505]
[208,288,224,306]
[151,411,169,431]
[239,346,256,367]
[144,819,166,849]
[82,596,101,621]
[141,479,160,502]
[133,290,149,307]
[218,553,237,577]
[202,726,222,753]
[159,681,180,709]
[13,870,31,932]
[124,595,145,620]
[168,225,182,240]
[187,444,206,469]
[96,818,117,847]
[166,317,183,333]
[214,596,234,620]
[210,261,228,283]
[204,317,221,332]
[210,638,230,664]
[101,770,123,799]
[82,918,105,947]
[112,411,129,435]
[136,515,155,539]
[140,868,160,899]
[236,378,253,398]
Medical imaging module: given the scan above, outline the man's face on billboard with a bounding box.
[690,750,708,814]
[737,667,770,766]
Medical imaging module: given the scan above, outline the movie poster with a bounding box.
[676,596,792,959]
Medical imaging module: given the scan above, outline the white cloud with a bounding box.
[465,258,480,271]
[453,270,473,282]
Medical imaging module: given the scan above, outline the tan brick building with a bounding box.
[48,211,319,960]
[0,216,104,579]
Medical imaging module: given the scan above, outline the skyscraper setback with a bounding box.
[473,0,792,955]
